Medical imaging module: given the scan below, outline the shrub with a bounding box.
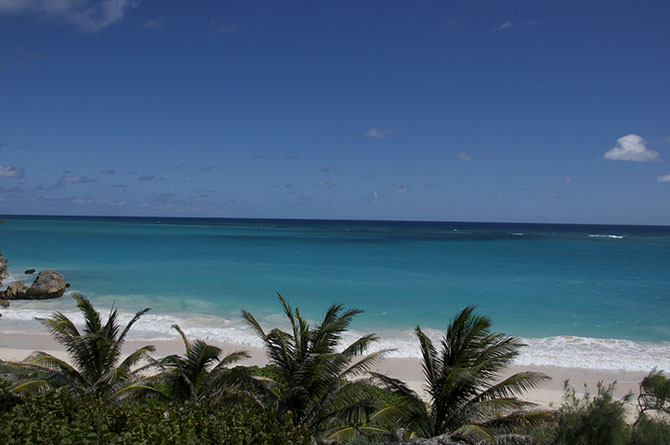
[0,383,311,444]
[552,381,631,445]
[631,413,670,444]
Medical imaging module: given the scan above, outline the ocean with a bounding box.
[1,215,669,371]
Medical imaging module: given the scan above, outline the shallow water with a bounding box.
[1,216,669,370]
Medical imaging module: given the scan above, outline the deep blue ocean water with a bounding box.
[1,215,669,370]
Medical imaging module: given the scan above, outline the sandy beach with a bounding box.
[0,332,647,419]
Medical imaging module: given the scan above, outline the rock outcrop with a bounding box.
[24,269,36,275]
[0,249,8,283]
[25,270,67,300]
[2,280,28,299]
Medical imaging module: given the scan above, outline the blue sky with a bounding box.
[0,0,669,224]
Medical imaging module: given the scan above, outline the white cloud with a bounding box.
[0,165,25,178]
[364,128,392,139]
[604,134,660,162]
[0,0,136,32]
[457,152,473,161]
[495,20,539,31]
[564,176,573,182]
[389,186,408,194]
[658,174,670,183]
[497,20,513,30]
[60,175,96,184]
[315,180,335,189]
[140,17,164,30]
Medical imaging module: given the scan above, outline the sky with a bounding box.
[0,0,669,225]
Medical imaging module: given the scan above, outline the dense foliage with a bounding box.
[370,306,551,442]
[552,381,631,445]
[6,294,154,397]
[0,380,310,444]
[242,293,387,434]
[150,324,250,402]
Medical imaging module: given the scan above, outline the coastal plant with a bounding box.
[552,381,631,445]
[636,369,670,419]
[241,293,388,435]
[370,306,552,443]
[6,294,155,398]
[150,324,250,402]
[0,381,311,444]
[630,413,670,444]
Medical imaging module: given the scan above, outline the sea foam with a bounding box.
[1,305,667,372]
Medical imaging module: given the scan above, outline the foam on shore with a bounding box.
[1,303,667,372]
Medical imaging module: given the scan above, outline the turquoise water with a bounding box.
[1,216,669,370]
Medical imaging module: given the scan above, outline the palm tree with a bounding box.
[9,294,155,397]
[371,306,550,442]
[241,293,387,433]
[151,324,250,402]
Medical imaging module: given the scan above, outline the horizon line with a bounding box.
[1,213,668,229]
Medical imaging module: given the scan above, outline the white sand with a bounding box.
[0,331,647,420]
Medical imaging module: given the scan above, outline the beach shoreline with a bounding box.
[0,332,647,419]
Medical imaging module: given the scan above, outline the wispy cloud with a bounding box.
[0,165,25,178]
[320,167,336,173]
[457,152,473,161]
[364,128,393,139]
[0,0,138,32]
[207,21,241,36]
[59,175,96,184]
[446,17,466,30]
[100,169,116,174]
[604,134,660,162]
[138,174,155,182]
[388,186,409,194]
[200,165,215,172]
[189,190,216,199]
[357,191,381,204]
[315,180,335,189]
[658,174,670,183]
[495,20,540,31]
[140,17,164,31]
[497,20,513,31]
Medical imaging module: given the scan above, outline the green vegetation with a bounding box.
[0,295,666,444]
[0,380,310,444]
[552,381,631,445]
[6,294,154,397]
[242,294,387,437]
[370,306,552,443]
[150,324,250,402]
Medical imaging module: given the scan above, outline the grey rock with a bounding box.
[2,280,28,300]
[25,270,66,300]
[0,299,9,308]
[24,269,36,275]
[0,249,8,283]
